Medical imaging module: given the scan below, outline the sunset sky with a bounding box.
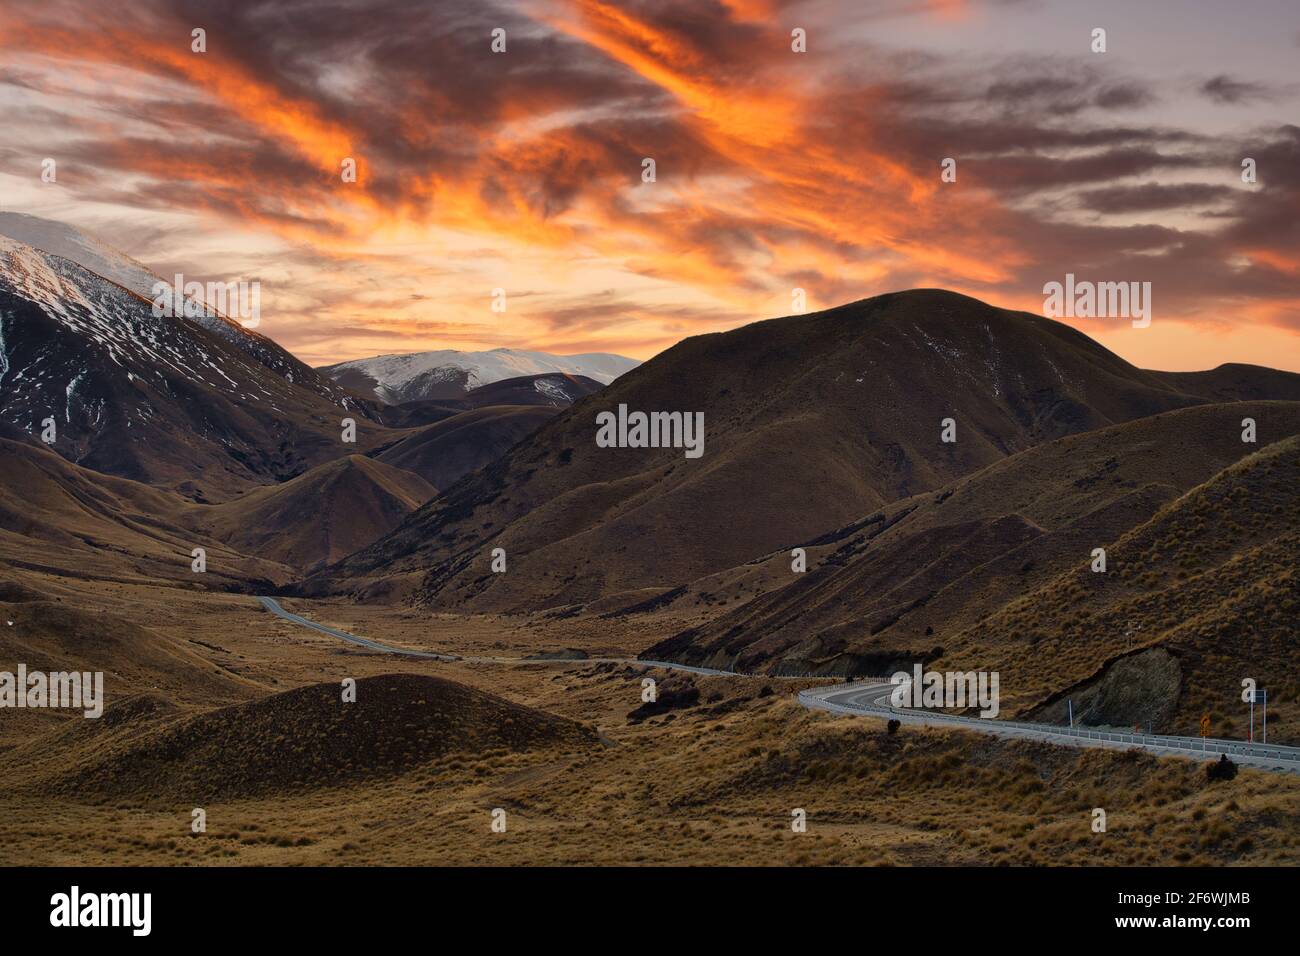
[1,0,1298,370]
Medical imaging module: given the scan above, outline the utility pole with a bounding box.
[1068,699,1073,729]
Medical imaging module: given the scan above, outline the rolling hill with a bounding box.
[372,405,559,491]
[20,673,598,801]
[0,599,260,738]
[195,456,436,571]
[0,437,436,583]
[306,289,1271,610]
[0,437,290,587]
[641,401,1300,696]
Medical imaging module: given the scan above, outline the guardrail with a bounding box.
[799,682,1300,770]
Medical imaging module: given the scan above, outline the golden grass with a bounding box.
[2,575,1297,866]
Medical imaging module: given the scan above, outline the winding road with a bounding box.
[802,681,1300,774]
[255,595,762,677]
[257,595,1300,774]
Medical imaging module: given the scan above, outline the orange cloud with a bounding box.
[1,0,1296,370]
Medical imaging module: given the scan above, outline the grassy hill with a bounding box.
[310,289,1244,610]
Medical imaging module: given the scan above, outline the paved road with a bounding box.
[257,596,1300,774]
[802,681,1300,775]
[255,595,776,678]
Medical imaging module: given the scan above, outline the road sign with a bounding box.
[1199,713,1211,737]
[1249,689,1268,744]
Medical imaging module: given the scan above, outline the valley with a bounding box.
[2,216,1298,867]
[4,570,1300,867]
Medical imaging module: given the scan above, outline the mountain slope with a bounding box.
[0,213,363,409]
[0,213,161,300]
[0,436,435,582]
[957,432,1300,740]
[0,437,292,587]
[371,373,606,428]
[0,236,394,500]
[0,601,259,718]
[373,405,558,491]
[307,289,1270,610]
[461,372,605,408]
[319,347,638,403]
[194,456,436,571]
[641,401,1300,681]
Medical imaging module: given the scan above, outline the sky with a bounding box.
[0,0,1298,370]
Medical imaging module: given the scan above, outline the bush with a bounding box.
[887,719,901,735]
[1206,754,1238,782]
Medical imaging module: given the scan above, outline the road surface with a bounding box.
[802,681,1300,774]
[256,595,770,678]
[256,596,1300,774]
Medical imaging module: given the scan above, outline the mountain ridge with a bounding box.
[0,235,391,500]
[301,289,1298,610]
[318,347,639,404]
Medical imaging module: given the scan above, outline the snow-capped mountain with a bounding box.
[0,234,379,500]
[0,212,161,300]
[318,348,640,405]
[0,213,358,408]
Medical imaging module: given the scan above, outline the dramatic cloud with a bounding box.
[1200,74,1277,105]
[0,0,1297,369]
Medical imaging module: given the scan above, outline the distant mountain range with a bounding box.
[318,348,639,403]
[0,215,618,504]
[311,289,1290,608]
[0,214,626,579]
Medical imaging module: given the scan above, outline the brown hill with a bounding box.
[0,601,258,738]
[462,373,604,408]
[0,439,432,583]
[194,456,436,572]
[26,673,598,801]
[0,437,290,587]
[306,289,1288,611]
[643,401,1300,685]
[969,432,1300,739]
[373,405,558,491]
[1154,364,1300,403]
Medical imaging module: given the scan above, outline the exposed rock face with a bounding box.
[1032,648,1182,731]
